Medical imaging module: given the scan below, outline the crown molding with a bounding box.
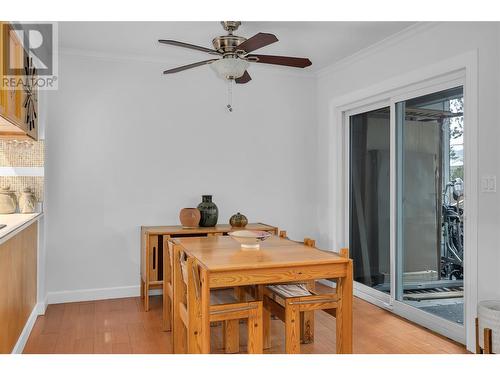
[316,22,440,78]
[59,47,315,79]
[60,47,182,65]
[59,22,442,82]
[60,23,438,81]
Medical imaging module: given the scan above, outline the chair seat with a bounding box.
[266,283,312,298]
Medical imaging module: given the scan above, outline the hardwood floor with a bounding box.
[23,290,467,354]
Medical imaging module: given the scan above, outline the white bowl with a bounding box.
[228,230,272,249]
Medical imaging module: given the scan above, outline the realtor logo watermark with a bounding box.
[2,22,58,90]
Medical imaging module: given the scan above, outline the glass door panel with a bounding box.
[395,86,464,325]
[349,107,391,294]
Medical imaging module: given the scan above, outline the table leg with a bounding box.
[144,282,149,312]
[336,260,353,354]
[163,288,172,332]
[301,281,315,344]
[247,302,263,354]
[256,285,272,349]
[143,236,149,312]
[263,304,272,350]
[199,268,211,353]
[285,303,301,354]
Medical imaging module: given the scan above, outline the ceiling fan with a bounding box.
[159,21,312,84]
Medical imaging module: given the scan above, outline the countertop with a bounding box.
[0,213,42,245]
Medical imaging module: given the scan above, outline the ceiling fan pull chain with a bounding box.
[227,79,233,112]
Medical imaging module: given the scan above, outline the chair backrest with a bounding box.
[176,247,202,302]
[170,241,189,309]
[179,250,189,287]
[304,238,316,247]
[279,232,317,248]
[300,237,349,258]
[339,248,349,258]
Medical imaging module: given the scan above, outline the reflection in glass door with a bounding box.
[395,86,464,325]
[349,107,391,294]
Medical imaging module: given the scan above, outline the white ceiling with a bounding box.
[59,21,416,72]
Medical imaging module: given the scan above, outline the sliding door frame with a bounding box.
[332,51,478,350]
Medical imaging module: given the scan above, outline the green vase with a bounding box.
[229,212,248,228]
[197,195,218,227]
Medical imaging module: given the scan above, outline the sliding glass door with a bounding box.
[395,87,464,325]
[348,83,465,341]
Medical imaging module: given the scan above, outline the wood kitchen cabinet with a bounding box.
[0,222,38,353]
[6,26,24,126]
[0,24,5,116]
[0,22,38,140]
[140,223,278,312]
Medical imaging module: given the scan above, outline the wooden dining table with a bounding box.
[170,235,353,354]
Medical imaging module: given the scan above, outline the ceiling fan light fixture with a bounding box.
[210,57,249,80]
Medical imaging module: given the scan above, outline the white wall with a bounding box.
[45,52,316,296]
[315,22,500,349]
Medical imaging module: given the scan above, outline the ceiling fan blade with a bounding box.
[247,54,312,68]
[237,33,278,53]
[158,39,220,55]
[235,71,251,84]
[163,59,219,74]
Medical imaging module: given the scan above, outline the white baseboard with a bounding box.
[11,302,43,354]
[46,284,163,305]
[149,289,163,296]
[36,296,48,315]
[47,285,139,304]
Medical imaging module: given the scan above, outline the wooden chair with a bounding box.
[172,242,263,354]
[164,240,252,350]
[264,232,349,353]
[162,238,175,331]
[164,239,244,331]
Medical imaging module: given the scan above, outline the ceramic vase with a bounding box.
[179,208,201,228]
[197,195,218,227]
[19,187,36,214]
[229,212,248,228]
[0,186,17,214]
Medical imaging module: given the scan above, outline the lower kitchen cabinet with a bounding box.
[0,222,37,353]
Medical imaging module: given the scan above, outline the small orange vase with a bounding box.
[179,208,201,228]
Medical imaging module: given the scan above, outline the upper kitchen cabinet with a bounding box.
[0,23,7,121]
[0,22,38,141]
